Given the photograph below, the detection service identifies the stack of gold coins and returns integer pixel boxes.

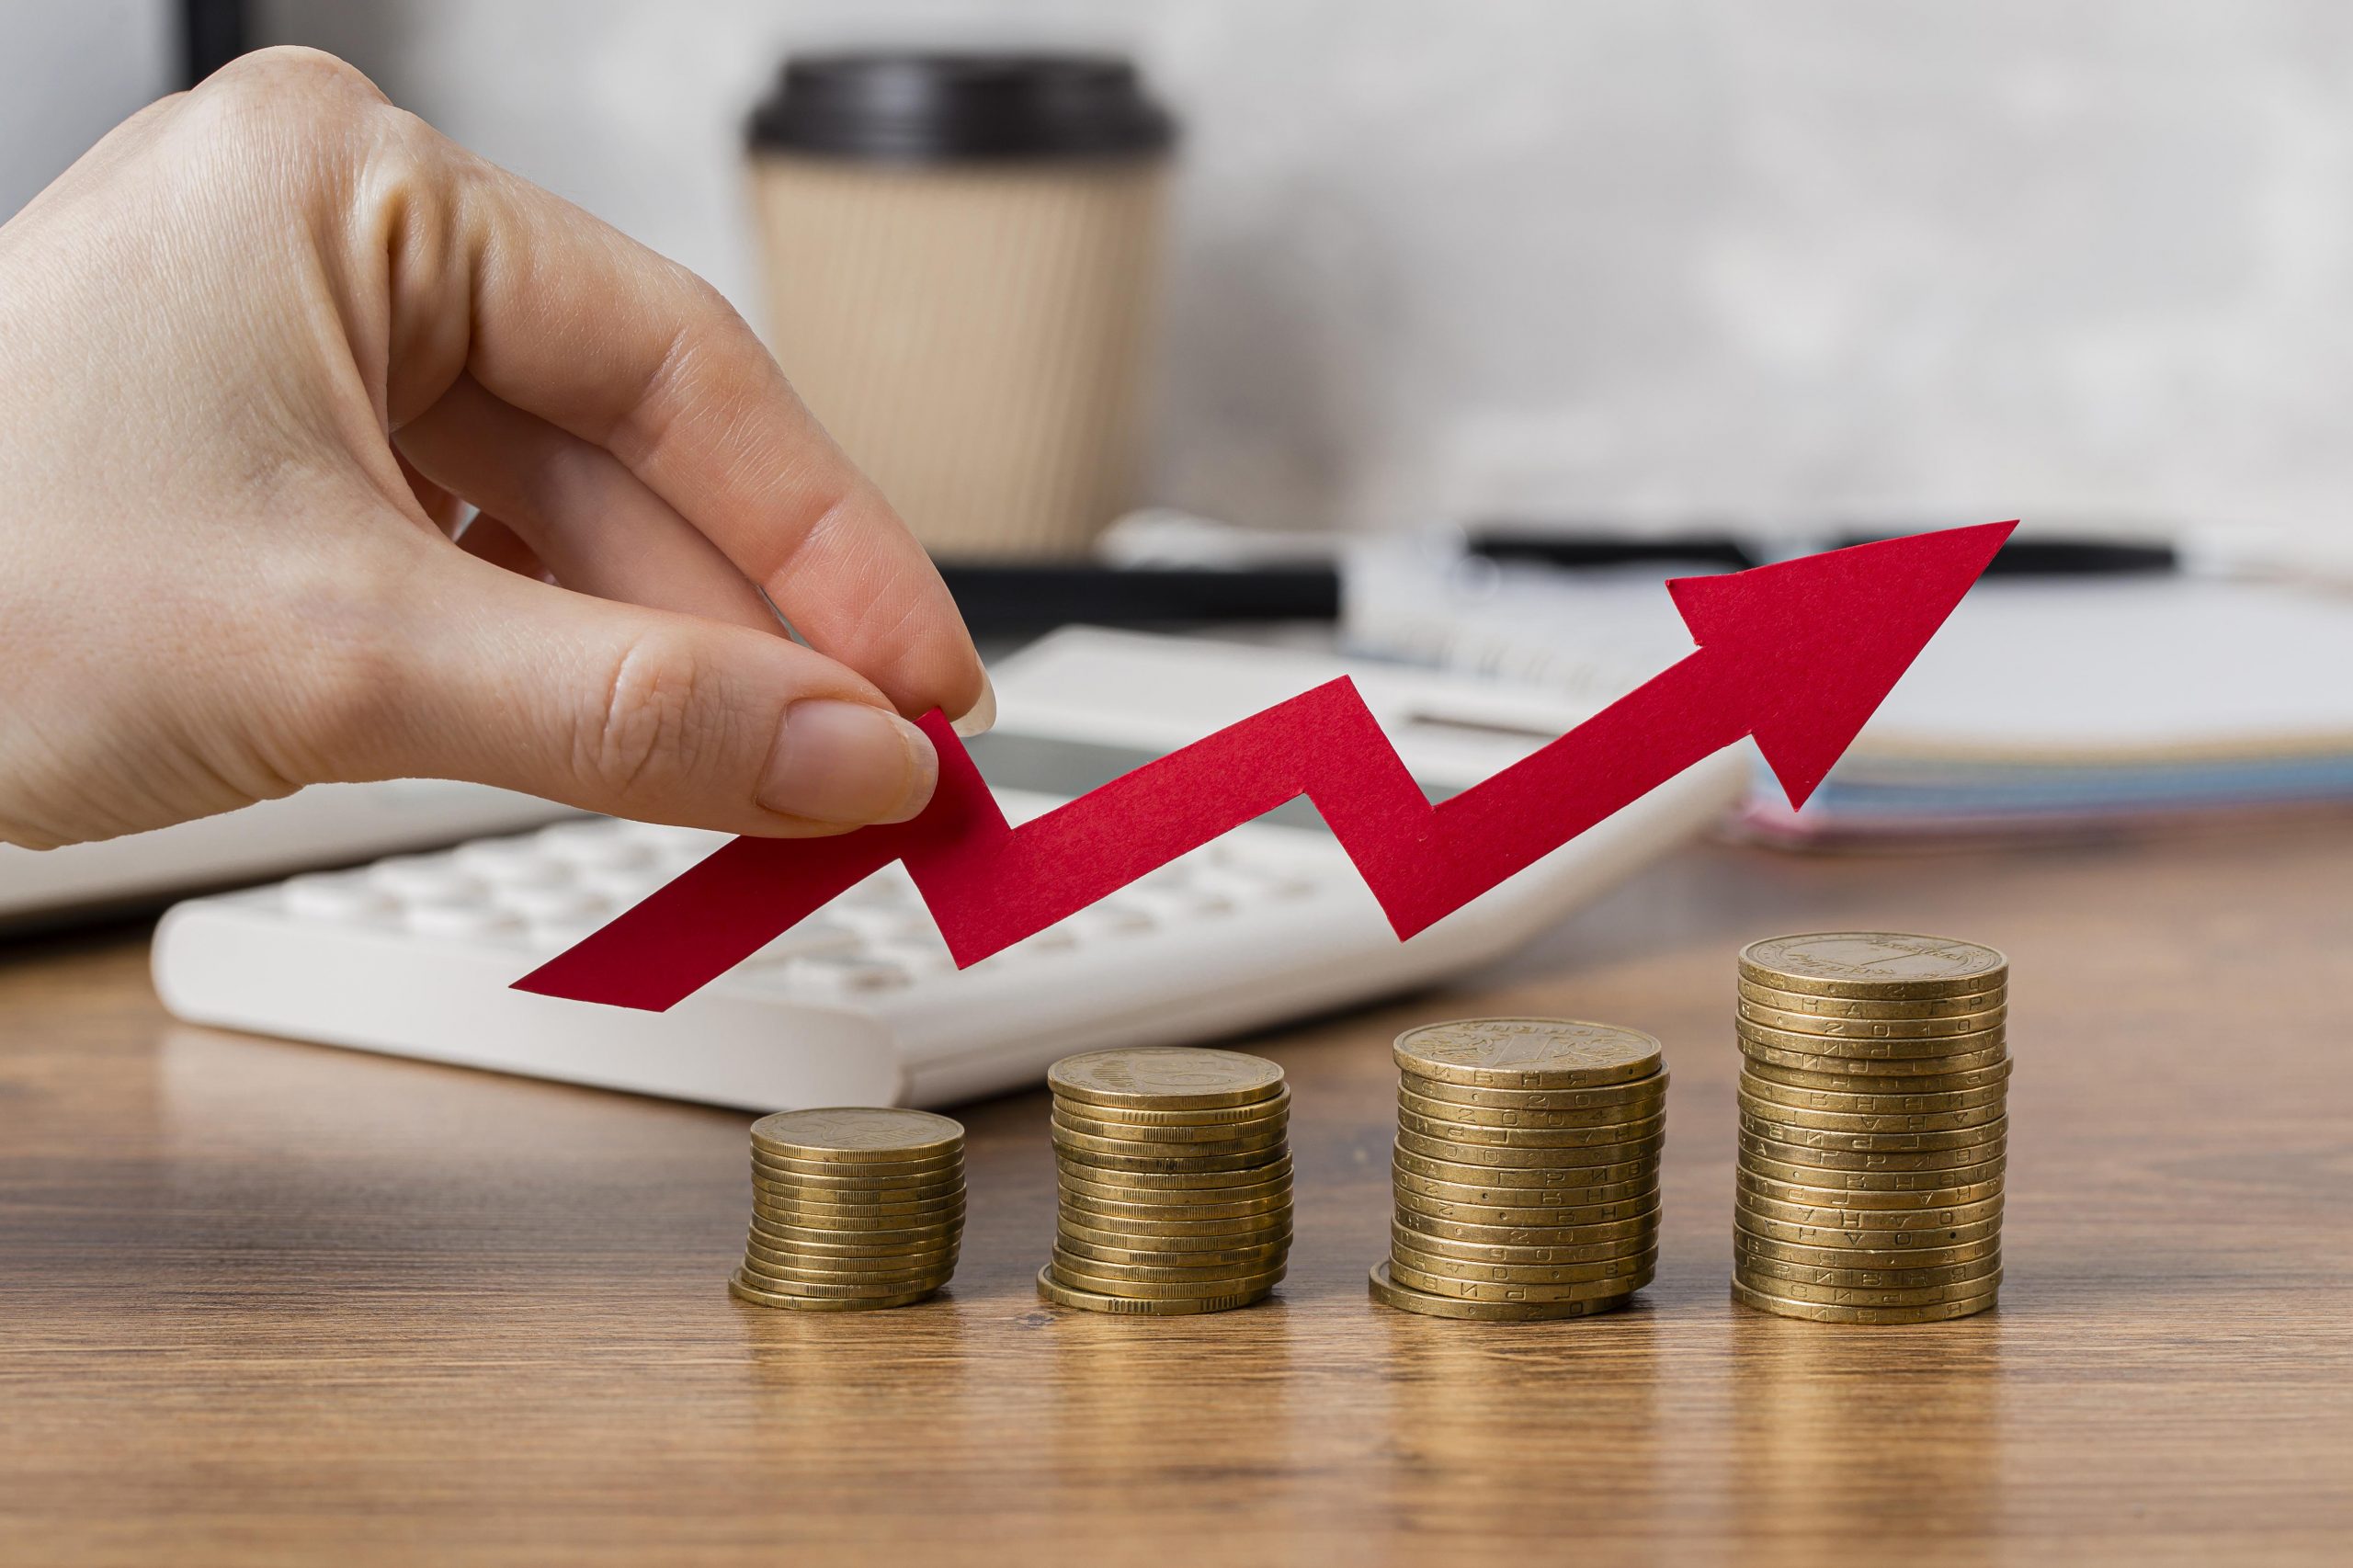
[1038,1047,1292,1315]
[1732,932,2010,1324]
[1370,1018,1666,1321]
[729,1108,966,1312]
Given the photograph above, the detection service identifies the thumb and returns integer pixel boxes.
[329,555,938,835]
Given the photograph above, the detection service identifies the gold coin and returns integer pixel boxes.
[738,1233,950,1271]
[1047,1257,1287,1300]
[1737,1018,2005,1062]
[1391,1142,1659,1187]
[1733,1204,2001,1253]
[1740,1039,2009,1079]
[1736,997,2007,1041]
[752,1148,963,1181]
[1392,1223,1656,1270]
[1392,1186,1660,1233]
[1056,1168,1292,1211]
[1736,977,2006,1021]
[1739,1054,2013,1097]
[757,1191,969,1224]
[1738,932,2007,999]
[1367,1261,1633,1321]
[1730,1277,1997,1324]
[1036,1263,1271,1315]
[1394,1017,1663,1090]
[728,1272,937,1312]
[1048,1048,1285,1111]
[745,1228,957,1263]
[749,1212,963,1247]
[1052,1086,1294,1128]
[725,1266,951,1301]
[740,1251,952,1289]
[1738,1143,2007,1189]
[1736,1098,2006,1139]
[1738,1169,2006,1210]
[1392,1204,1658,1252]
[1733,1229,1999,1278]
[750,1173,964,1207]
[1059,1185,1291,1226]
[1395,1128,1665,1172]
[1737,1072,2006,1117]
[1051,1153,1296,1191]
[1738,1113,2008,1154]
[1048,1246,1288,1289]
[748,1107,964,1164]
[1052,1233,1289,1271]
[1392,1238,1657,1287]
[1738,1123,2007,1167]
[1737,1187,2004,1232]
[1399,1071,1668,1116]
[1049,1111,1287,1154]
[1056,1214,1291,1251]
[1396,1085,1666,1133]
[1390,1155,1659,1205]
[1387,1256,1656,1303]
[1732,1262,2002,1307]
[1048,1139,1289,1176]
[1398,1105,1665,1151]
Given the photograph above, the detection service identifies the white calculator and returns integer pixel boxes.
[153,630,1746,1110]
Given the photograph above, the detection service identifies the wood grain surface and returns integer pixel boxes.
[4,828,2350,1565]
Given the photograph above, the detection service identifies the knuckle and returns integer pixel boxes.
[581,631,733,803]
[175,47,393,161]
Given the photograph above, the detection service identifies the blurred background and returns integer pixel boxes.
[8,0,2353,906]
[16,1,2353,556]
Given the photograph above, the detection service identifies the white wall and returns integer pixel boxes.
[228,2,2353,555]
[0,0,176,219]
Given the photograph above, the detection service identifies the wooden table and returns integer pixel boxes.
[5,826,2351,1565]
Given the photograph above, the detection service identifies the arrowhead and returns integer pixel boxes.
[1667,521,2016,807]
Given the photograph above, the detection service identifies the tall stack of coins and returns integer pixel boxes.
[1370,1018,1666,1322]
[730,1108,966,1312]
[1733,932,2010,1324]
[1038,1048,1292,1315]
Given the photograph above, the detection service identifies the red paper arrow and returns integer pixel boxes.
[515,521,2015,1011]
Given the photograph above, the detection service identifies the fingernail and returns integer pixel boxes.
[950,668,997,738]
[759,700,938,825]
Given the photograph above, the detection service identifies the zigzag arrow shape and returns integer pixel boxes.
[515,521,2015,1012]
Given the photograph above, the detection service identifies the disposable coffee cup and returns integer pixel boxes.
[747,52,1176,561]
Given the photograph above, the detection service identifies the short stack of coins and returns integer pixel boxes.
[1038,1047,1292,1315]
[730,1108,966,1312]
[1370,1017,1666,1322]
[1732,932,2010,1324]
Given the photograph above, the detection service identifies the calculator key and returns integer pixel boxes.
[781,954,915,994]
[533,822,655,869]
[281,873,399,923]
[405,901,525,941]
[453,838,574,888]
[495,884,613,923]
[367,855,486,902]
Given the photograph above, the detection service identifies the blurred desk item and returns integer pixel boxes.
[747,52,1174,560]
[0,780,570,937]
[7,820,2350,1561]
[1347,534,2353,845]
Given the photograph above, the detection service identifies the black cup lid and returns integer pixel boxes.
[749,51,1176,162]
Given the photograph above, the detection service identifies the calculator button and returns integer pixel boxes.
[452,838,573,887]
[367,855,486,902]
[282,873,398,923]
[496,884,613,923]
[533,822,655,869]
[782,954,915,994]
[405,901,525,940]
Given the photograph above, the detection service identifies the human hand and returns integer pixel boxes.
[0,47,988,853]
